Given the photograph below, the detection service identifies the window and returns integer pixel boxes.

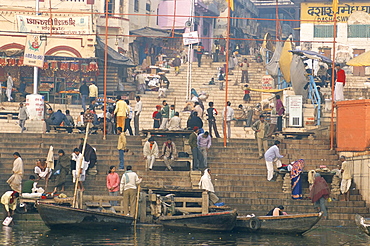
[348,25,370,38]
[104,0,114,15]
[314,25,334,38]
[134,0,139,12]
[146,0,151,12]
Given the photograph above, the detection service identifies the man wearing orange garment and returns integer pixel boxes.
[114,96,129,130]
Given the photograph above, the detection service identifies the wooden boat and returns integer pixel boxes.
[37,203,134,230]
[158,210,237,231]
[235,212,322,234]
[355,214,370,235]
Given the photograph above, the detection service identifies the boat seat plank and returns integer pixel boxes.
[85,201,112,208]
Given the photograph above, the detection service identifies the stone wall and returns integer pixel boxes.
[350,154,370,206]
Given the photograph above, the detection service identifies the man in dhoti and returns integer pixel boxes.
[334,64,345,101]
[340,156,352,201]
[264,141,283,181]
[7,152,24,193]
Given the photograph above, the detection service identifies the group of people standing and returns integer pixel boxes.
[106,165,142,216]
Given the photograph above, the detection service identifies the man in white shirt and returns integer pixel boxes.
[120,165,142,216]
[223,101,234,139]
[6,73,13,102]
[168,112,181,130]
[340,156,352,201]
[134,96,142,135]
[72,148,88,191]
[264,140,283,181]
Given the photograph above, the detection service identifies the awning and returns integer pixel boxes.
[346,50,370,66]
[130,27,182,38]
[96,37,136,67]
[289,50,332,64]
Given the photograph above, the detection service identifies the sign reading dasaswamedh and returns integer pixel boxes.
[17,15,91,35]
[301,2,370,23]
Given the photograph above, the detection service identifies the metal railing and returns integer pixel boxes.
[307,75,321,126]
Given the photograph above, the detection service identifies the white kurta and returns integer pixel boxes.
[7,157,24,193]
[198,169,215,192]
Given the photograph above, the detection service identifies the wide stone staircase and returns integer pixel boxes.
[136,55,266,138]
[0,132,368,226]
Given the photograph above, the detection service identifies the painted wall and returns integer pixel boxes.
[157,0,191,29]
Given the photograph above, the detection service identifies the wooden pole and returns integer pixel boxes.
[223,0,231,147]
[134,185,141,227]
[72,123,89,208]
[330,7,337,150]
[103,0,109,140]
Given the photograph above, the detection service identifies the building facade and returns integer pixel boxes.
[300,2,370,74]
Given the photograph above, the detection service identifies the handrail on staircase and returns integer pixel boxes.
[307,75,321,126]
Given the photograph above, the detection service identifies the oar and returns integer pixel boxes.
[134,184,141,227]
[72,123,89,208]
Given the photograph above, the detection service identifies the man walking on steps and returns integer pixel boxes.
[252,115,270,159]
[264,140,283,181]
[134,96,142,135]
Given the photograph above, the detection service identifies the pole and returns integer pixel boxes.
[223,1,231,147]
[186,46,190,101]
[330,9,337,150]
[275,0,279,41]
[134,184,141,227]
[33,0,40,95]
[72,124,89,208]
[103,0,109,140]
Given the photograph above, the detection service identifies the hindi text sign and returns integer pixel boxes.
[23,35,46,68]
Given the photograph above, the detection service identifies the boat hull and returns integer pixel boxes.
[159,210,237,231]
[235,213,322,234]
[355,214,370,236]
[37,203,134,230]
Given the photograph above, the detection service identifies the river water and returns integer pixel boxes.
[1,223,369,246]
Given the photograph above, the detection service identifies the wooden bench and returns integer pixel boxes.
[51,125,74,133]
[141,129,193,138]
[154,157,193,171]
[0,111,18,120]
[281,131,314,139]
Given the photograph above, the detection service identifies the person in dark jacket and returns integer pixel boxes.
[53,149,71,193]
[79,138,97,170]
[79,80,89,111]
[187,111,203,130]
[172,56,181,75]
[45,109,71,133]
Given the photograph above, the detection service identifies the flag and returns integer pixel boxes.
[226,0,234,11]
[332,0,338,14]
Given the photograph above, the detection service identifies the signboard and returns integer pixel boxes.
[26,94,44,120]
[17,15,91,35]
[23,35,46,68]
[183,31,200,46]
[261,75,274,90]
[286,95,303,127]
[301,2,370,23]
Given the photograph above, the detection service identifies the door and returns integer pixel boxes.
[353,49,365,76]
